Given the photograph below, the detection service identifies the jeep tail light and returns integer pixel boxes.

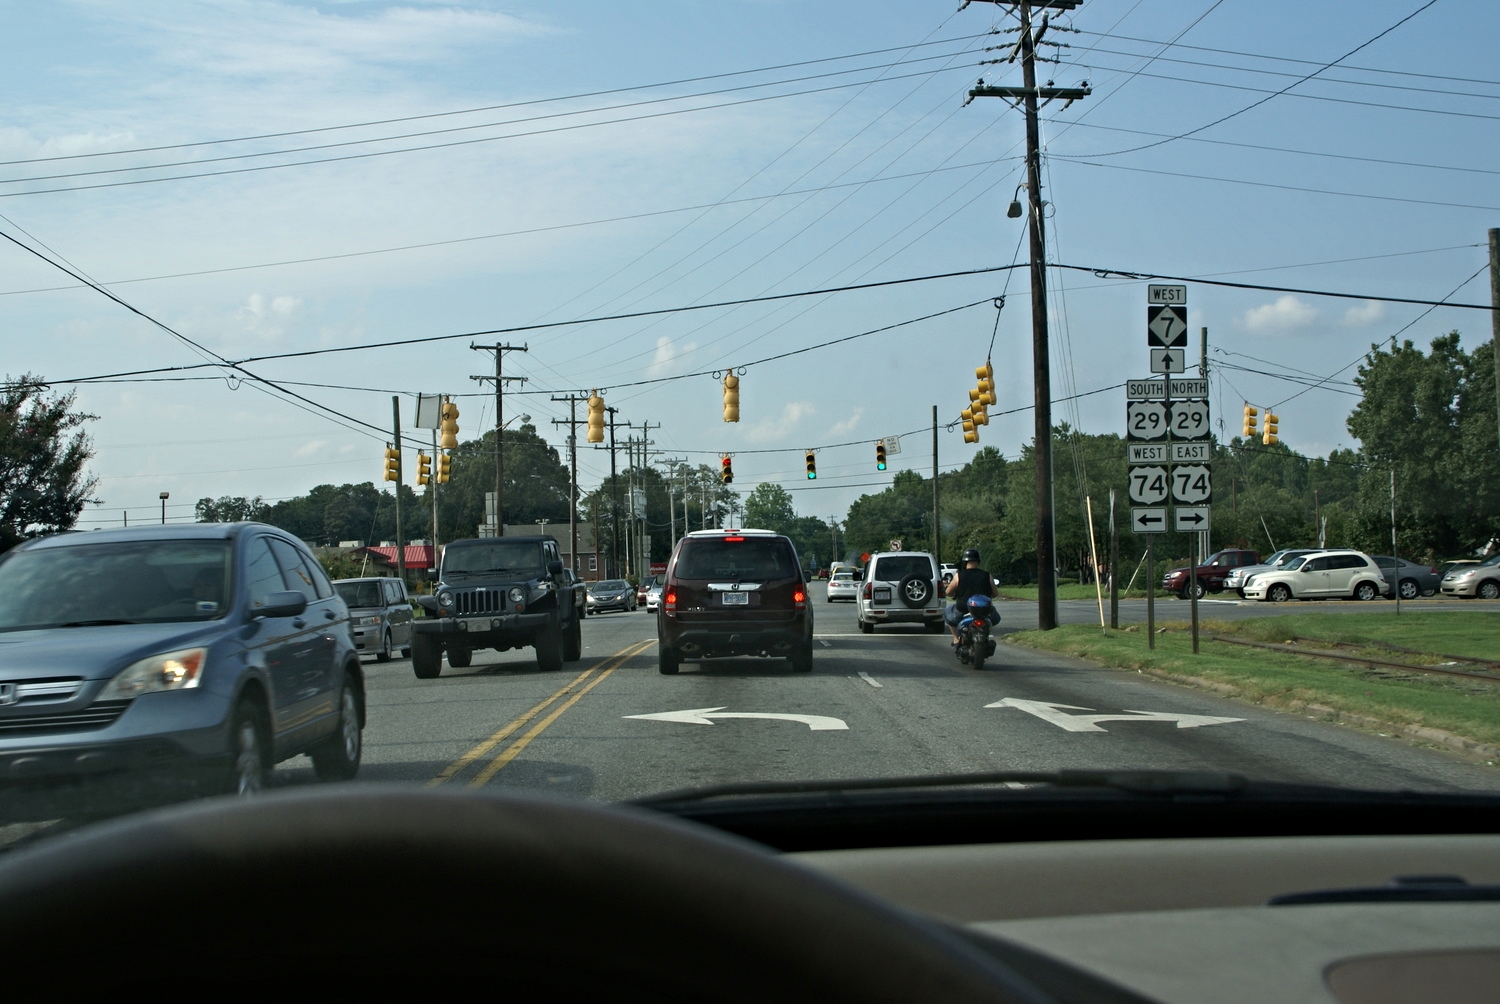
[793,588,806,608]
[862,582,872,600]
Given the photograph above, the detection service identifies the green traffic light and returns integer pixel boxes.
[876,461,886,471]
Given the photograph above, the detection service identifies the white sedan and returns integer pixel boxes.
[826,572,859,602]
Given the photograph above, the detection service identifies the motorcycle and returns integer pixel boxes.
[954,594,998,671]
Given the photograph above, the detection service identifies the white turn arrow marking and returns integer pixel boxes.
[986,698,1242,733]
[625,707,848,731]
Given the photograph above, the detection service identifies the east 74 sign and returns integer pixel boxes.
[1171,464,1212,504]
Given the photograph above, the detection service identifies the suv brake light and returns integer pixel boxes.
[723,536,745,543]
[664,589,677,612]
[862,582,872,600]
[793,587,806,608]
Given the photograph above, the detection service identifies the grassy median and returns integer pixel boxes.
[1005,612,1500,758]
[996,584,1157,601]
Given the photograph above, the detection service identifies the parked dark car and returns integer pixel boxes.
[1371,556,1441,599]
[656,529,813,675]
[0,523,364,816]
[1160,549,1260,599]
[333,576,413,661]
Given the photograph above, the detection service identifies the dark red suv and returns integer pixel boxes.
[656,529,813,674]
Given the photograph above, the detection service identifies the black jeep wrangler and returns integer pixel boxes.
[410,535,585,678]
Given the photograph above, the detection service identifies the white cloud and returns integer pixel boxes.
[293,439,327,459]
[745,401,815,444]
[1340,300,1386,327]
[827,406,863,437]
[1242,295,1318,332]
[646,335,696,376]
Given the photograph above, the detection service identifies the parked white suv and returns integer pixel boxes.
[1242,550,1390,602]
[856,551,944,633]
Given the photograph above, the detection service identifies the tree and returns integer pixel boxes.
[196,495,267,522]
[0,377,97,553]
[743,483,795,532]
[426,422,571,540]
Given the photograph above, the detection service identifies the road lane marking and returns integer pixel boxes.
[987,698,1243,733]
[857,671,882,688]
[818,639,831,648]
[428,639,653,787]
[625,707,848,731]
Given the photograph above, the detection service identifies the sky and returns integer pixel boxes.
[1,0,1495,533]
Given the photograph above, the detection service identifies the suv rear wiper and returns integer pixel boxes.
[632,769,1250,808]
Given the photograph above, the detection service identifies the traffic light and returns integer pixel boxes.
[721,455,733,484]
[805,450,817,480]
[875,441,887,471]
[416,453,431,486]
[976,360,996,405]
[961,408,978,444]
[1242,404,1258,439]
[1262,411,1279,446]
[382,446,400,482]
[439,400,460,450]
[587,391,605,444]
[436,453,451,483]
[723,372,740,422]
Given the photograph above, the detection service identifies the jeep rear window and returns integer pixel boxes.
[871,556,932,582]
[675,539,795,580]
[443,541,544,576]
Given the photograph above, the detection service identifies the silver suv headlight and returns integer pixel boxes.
[98,647,207,700]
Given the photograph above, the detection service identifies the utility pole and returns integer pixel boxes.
[391,396,406,582]
[606,406,622,577]
[931,405,940,558]
[1489,228,1500,457]
[551,395,583,574]
[968,0,1086,631]
[471,343,528,535]
[660,457,686,552]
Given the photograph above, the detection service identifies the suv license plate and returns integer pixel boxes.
[722,591,748,606]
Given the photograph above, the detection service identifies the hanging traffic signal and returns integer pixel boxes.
[439,400,460,450]
[721,455,734,484]
[1242,405,1258,439]
[436,453,451,483]
[587,391,605,444]
[977,360,997,404]
[961,408,978,444]
[1262,411,1279,446]
[723,372,740,422]
[416,453,431,486]
[805,451,817,480]
[875,441,887,470]
[382,446,400,483]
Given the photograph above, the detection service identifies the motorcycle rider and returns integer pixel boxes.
[945,547,997,644]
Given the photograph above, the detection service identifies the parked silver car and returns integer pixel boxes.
[333,577,413,662]
[1440,553,1500,599]
[1371,556,1441,599]
[1223,549,1317,596]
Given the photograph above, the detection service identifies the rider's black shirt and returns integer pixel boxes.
[953,567,993,608]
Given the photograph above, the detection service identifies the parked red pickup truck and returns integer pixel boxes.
[1160,549,1260,599]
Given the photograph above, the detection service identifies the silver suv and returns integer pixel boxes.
[856,551,943,633]
[333,576,413,662]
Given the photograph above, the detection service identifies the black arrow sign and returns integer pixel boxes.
[1135,513,1163,527]
[1178,511,1206,526]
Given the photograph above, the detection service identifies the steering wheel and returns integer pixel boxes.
[0,787,1050,1002]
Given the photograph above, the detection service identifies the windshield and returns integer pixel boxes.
[442,542,545,576]
[335,581,385,608]
[3,4,1499,903]
[0,540,232,631]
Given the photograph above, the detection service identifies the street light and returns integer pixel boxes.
[159,492,170,524]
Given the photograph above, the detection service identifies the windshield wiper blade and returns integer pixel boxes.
[631,769,1250,808]
[56,619,139,628]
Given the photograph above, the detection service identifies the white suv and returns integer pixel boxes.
[856,551,944,633]
[1242,550,1390,602]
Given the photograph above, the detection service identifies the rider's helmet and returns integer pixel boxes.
[962,548,981,564]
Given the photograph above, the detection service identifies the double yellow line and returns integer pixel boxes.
[428,638,655,788]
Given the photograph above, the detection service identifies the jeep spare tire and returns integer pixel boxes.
[898,574,932,609]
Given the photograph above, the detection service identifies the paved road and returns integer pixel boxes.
[267,582,1496,800]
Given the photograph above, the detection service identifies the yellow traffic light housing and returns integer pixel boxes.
[1242,404,1258,439]
[723,372,740,422]
[416,453,431,486]
[439,400,460,450]
[586,391,605,444]
[436,453,451,483]
[1262,411,1279,445]
[875,442,887,471]
[805,450,817,480]
[721,455,733,484]
[382,446,400,483]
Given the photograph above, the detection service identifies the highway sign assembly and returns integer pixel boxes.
[1174,506,1211,532]
[1131,507,1167,533]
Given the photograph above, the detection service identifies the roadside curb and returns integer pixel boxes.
[1130,664,1500,765]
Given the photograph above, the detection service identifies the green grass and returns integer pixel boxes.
[1006,615,1500,754]
[996,584,1159,601]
